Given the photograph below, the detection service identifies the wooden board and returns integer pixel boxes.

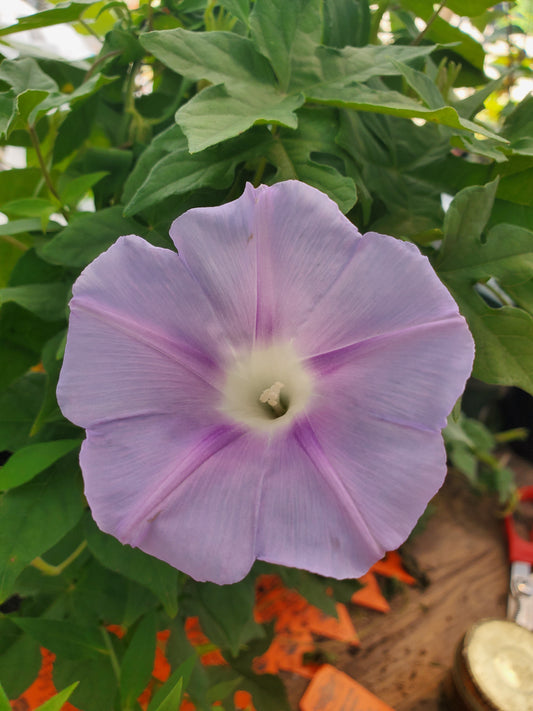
[284,455,533,710]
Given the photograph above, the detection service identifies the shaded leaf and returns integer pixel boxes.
[85,516,181,617]
[124,126,272,215]
[120,613,157,707]
[39,207,148,267]
[0,283,70,321]
[0,439,82,490]
[35,683,79,711]
[53,656,117,711]
[0,3,88,36]
[0,373,45,452]
[186,576,263,657]
[0,620,41,698]
[0,456,84,602]
[148,656,195,711]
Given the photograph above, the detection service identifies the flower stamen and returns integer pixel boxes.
[259,381,286,417]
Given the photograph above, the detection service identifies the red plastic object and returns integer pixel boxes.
[505,485,533,563]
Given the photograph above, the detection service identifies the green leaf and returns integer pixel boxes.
[53,95,100,165]
[443,0,501,18]
[13,619,107,660]
[0,457,85,602]
[124,126,272,216]
[269,108,357,213]
[39,207,146,267]
[323,0,371,48]
[0,373,45,452]
[502,96,533,157]
[226,639,291,711]
[250,0,300,90]
[0,439,82,490]
[293,42,435,90]
[120,613,157,708]
[0,302,59,391]
[310,82,502,142]
[150,677,183,711]
[0,168,43,205]
[187,576,263,657]
[142,28,276,90]
[399,0,485,67]
[453,290,533,394]
[0,621,41,698]
[34,683,79,711]
[141,28,301,151]
[176,85,302,153]
[337,110,448,235]
[0,682,10,711]
[0,283,70,321]
[58,172,109,207]
[52,656,117,711]
[219,0,250,26]
[439,222,533,284]
[438,179,499,268]
[148,656,195,711]
[0,218,47,237]
[0,58,58,95]
[85,516,181,617]
[436,180,533,394]
[1,198,57,220]
[0,3,88,36]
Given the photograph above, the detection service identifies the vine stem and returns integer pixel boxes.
[31,541,88,576]
[101,628,121,683]
[411,0,447,46]
[28,125,69,221]
[84,49,122,82]
[252,156,267,187]
[0,233,29,251]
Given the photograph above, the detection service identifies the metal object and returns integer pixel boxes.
[505,486,533,631]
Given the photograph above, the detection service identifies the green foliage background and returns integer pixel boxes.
[0,0,532,708]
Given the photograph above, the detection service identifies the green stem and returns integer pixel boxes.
[84,49,122,82]
[78,18,101,41]
[494,427,529,444]
[101,628,121,683]
[411,0,447,46]
[31,541,88,576]
[28,126,60,204]
[28,125,69,221]
[252,156,267,187]
[0,233,29,251]
[268,137,297,179]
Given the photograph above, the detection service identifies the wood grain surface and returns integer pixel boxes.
[284,455,533,711]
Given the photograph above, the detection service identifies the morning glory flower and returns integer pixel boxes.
[58,181,474,584]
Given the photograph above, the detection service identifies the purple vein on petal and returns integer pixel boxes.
[365,410,439,435]
[70,296,221,390]
[293,417,383,560]
[116,423,245,545]
[302,314,463,374]
[253,188,274,342]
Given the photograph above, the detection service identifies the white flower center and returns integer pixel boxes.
[221,343,313,432]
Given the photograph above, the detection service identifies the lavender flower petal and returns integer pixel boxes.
[58,235,223,429]
[255,424,385,579]
[302,392,447,553]
[295,231,467,358]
